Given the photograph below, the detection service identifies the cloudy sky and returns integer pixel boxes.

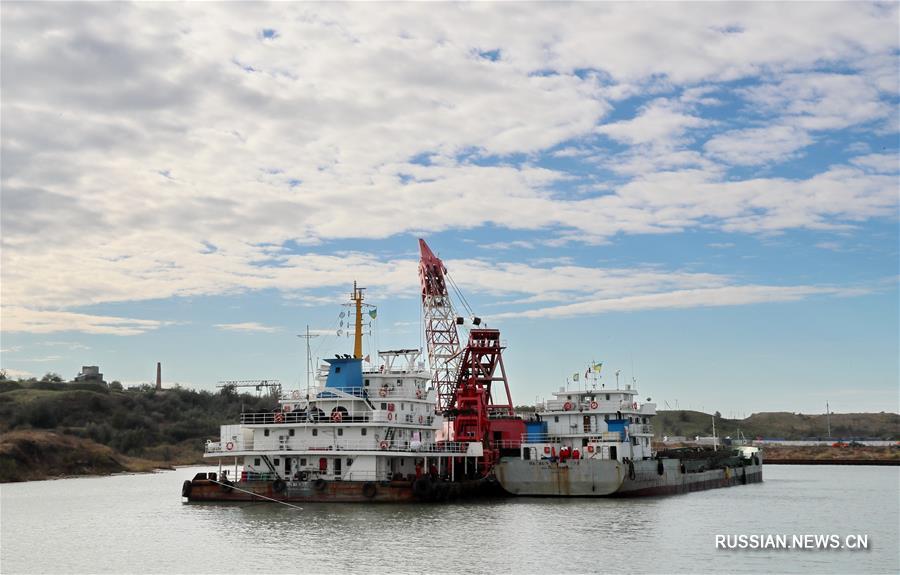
[2,2,897,415]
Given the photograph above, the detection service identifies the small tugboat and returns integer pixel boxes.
[182,284,489,503]
[493,374,763,497]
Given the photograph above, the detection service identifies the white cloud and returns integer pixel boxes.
[850,153,898,174]
[704,125,813,166]
[214,322,282,333]
[596,99,710,146]
[1,3,896,335]
[2,308,168,335]
[494,285,868,320]
[742,73,893,132]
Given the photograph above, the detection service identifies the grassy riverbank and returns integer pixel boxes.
[0,378,271,482]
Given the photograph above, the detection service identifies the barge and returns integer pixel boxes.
[494,382,763,497]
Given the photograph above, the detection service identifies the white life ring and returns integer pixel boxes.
[380,440,389,450]
[563,401,573,411]
[225,441,234,451]
[590,401,598,410]
[291,390,300,399]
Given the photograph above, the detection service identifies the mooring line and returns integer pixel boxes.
[207,479,303,510]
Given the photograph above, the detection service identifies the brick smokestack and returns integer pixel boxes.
[156,362,162,390]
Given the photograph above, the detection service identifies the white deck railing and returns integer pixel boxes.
[206,439,477,456]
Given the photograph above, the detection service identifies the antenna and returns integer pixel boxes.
[297,325,319,399]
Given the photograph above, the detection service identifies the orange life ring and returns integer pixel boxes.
[225,441,234,451]
[543,446,551,454]
[387,412,394,421]
[379,387,388,397]
[380,440,389,450]
[590,401,598,410]
[274,412,284,423]
[332,412,342,423]
[563,401,573,411]
[587,445,595,453]
[418,415,424,424]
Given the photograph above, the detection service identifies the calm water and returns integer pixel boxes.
[2,465,898,574]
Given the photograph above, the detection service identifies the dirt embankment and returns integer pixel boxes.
[763,444,899,463]
[0,430,179,482]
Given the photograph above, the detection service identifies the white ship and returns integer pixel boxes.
[494,376,763,497]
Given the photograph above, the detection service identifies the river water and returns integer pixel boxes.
[2,465,897,574]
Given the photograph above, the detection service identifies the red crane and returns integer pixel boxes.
[418,239,524,476]
[418,239,463,413]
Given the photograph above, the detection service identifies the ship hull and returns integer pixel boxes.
[494,456,763,497]
[183,476,501,503]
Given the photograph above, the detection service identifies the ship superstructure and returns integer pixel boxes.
[183,285,485,503]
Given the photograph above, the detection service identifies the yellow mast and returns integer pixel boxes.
[352,282,364,359]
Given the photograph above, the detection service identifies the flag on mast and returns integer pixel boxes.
[593,362,603,374]
[573,372,580,382]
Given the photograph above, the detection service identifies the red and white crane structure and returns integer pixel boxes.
[418,239,523,476]
[418,238,464,413]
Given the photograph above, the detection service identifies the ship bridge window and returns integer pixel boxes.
[365,379,370,386]
[312,429,318,437]
[264,429,270,437]
[605,394,610,400]
[300,458,307,466]
[554,416,559,423]
[274,458,280,466]
[337,429,343,436]
[361,428,367,436]
[380,402,387,410]
[254,458,261,466]
[397,379,402,385]
[289,429,295,436]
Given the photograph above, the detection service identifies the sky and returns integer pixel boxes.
[1,2,898,417]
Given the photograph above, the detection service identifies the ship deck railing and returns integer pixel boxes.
[205,439,478,455]
[280,385,434,403]
[517,432,626,444]
[536,399,655,414]
[239,410,438,426]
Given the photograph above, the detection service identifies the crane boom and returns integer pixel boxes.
[418,239,462,413]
